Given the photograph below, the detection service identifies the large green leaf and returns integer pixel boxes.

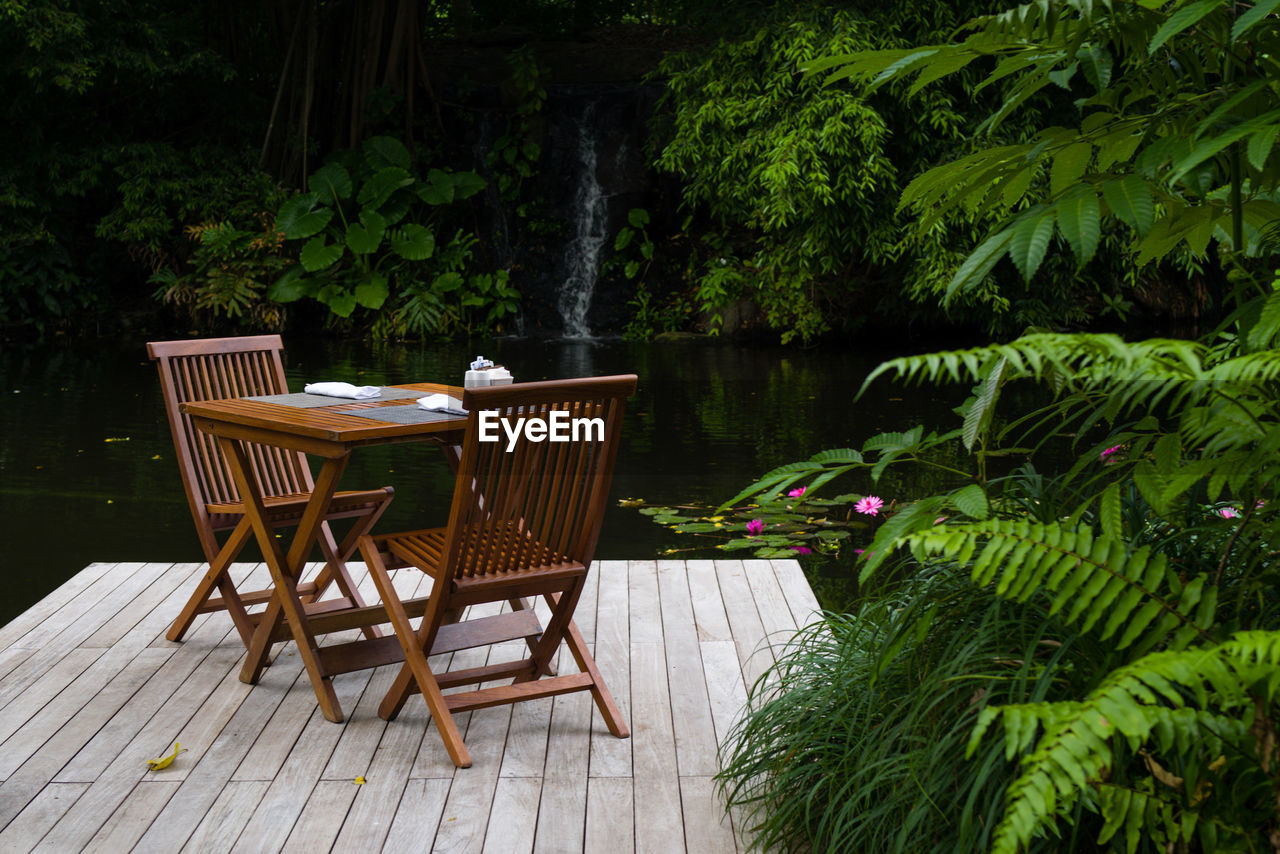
[362,135,411,170]
[307,163,352,206]
[1100,175,1154,234]
[452,170,486,199]
[355,274,389,310]
[357,167,413,210]
[389,224,435,260]
[432,271,464,293]
[267,266,312,303]
[1009,208,1056,281]
[275,193,333,240]
[300,235,343,271]
[345,210,387,255]
[419,169,455,205]
[317,284,357,317]
[1056,184,1101,263]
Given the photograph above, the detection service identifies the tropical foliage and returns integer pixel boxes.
[813,0,1280,306]
[651,1,1145,342]
[705,320,1280,851]
[262,135,518,337]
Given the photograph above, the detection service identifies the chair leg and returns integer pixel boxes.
[362,536,472,768]
[563,617,629,739]
[167,518,254,643]
[315,522,382,641]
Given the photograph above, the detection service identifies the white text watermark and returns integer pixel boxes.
[478,410,605,452]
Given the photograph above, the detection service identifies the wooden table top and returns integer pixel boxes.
[182,382,468,447]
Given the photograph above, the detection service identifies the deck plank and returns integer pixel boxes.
[630,642,684,854]
[182,780,271,854]
[584,777,633,853]
[0,781,89,852]
[0,558,821,853]
[657,559,720,777]
[382,778,451,853]
[0,561,117,651]
[588,561,631,778]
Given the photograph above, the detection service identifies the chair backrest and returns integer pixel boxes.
[441,375,637,583]
[147,336,313,557]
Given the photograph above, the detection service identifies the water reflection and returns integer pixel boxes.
[0,335,967,626]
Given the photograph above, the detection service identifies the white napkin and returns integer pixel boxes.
[416,394,468,416]
[303,382,381,400]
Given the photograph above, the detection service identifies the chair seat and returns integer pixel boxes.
[377,523,581,585]
[207,487,393,531]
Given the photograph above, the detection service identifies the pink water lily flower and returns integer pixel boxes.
[787,486,807,498]
[1219,507,1241,519]
[855,495,884,516]
[790,545,813,555]
[1100,444,1122,461]
[746,518,764,535]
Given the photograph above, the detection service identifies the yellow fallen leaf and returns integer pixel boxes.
[354,776,366,785]
[146,742,186,771]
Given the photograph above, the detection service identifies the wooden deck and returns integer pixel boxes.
[0,559,819,853]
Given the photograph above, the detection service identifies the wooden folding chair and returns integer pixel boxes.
[358,375,637,768]
[148,335,394,649]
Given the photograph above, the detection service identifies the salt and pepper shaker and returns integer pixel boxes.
[465,356,492,388]
[464,357,514,388]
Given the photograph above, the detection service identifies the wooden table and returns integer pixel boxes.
[182,382,467,722]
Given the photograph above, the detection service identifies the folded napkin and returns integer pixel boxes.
[303,382,381,400]
[417,394,468,417]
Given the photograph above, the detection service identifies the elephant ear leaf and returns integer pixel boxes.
[390,224,435,260]
[308,163,352,206]
[355,274,389,310]
[300,235,343,271]
[362,135,411,170]
[276,193,332,240]
[317,284,357,317]
[419,169,455,205]
[452,170,486,199]
[345,210,387,255]
[357,167,413,210]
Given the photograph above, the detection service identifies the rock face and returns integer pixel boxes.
[433,38,664,337]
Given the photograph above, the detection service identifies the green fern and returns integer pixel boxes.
[970,631,1280,854]
[871,519,1215,654]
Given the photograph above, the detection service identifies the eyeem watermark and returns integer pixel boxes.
[478,410,605,452]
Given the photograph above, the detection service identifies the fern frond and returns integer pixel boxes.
[893,520,1213,651]
[976,633,1276,854]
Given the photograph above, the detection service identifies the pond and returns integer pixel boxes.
[0,334,968,627]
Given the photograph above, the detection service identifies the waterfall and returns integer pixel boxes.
[557,102,608,339]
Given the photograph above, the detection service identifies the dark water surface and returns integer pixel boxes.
[0,335,964,627]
